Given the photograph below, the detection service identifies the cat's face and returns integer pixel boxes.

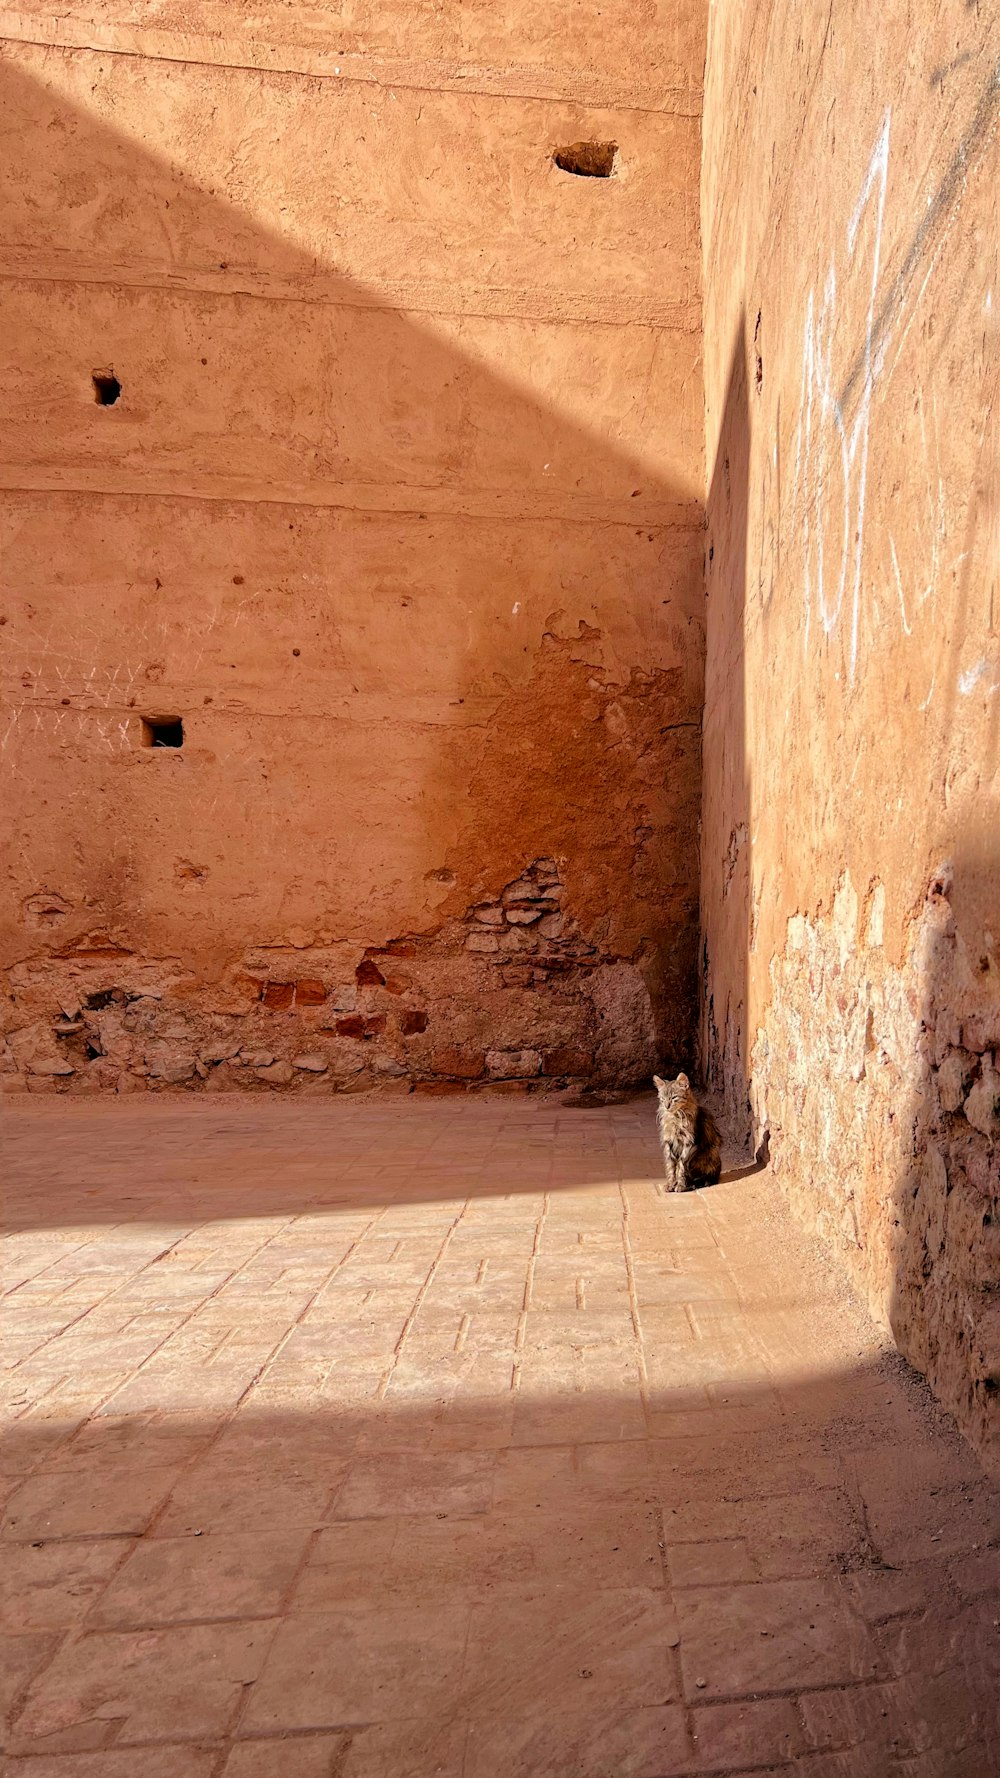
[653,1072,689,1106]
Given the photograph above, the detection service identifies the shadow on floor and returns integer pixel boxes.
[3,1373,998,1773]
[4,1099,999,1773]
[2,1095,676,1231]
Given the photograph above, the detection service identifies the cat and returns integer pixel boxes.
[653,1072,722,1192]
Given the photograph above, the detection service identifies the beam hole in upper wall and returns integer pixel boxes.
[141,716,184,749]
[553,142,618,178]
[92,370,122,406]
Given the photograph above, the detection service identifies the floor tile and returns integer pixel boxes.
[675,1577,880,1697]
[461,1588,680,1714]
[10,1622,275,1749]
[90,1530,311,1626]
[241,1606,470,1730]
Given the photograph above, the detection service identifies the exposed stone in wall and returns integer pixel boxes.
[1,860,663,1096]
[749,870,999,1465]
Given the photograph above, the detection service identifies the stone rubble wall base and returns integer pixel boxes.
[2,863,676,1098]
[733,869,999,1472]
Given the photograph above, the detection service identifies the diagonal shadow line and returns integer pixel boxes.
[0,46,706,1078]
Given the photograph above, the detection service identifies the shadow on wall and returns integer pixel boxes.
[698,313,751,1133]
[892,832,1000,1458]
[0,51,705,1090]
[893,229,1000,1451]
[904,280,1000,1448]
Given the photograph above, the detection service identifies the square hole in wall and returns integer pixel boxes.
[141,716,184,748]
[92,370,122,405]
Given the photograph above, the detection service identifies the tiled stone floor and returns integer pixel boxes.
[2,1097,998,1776]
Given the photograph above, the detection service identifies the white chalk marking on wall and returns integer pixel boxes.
[959,660,986,693]
[793,111,891,685]
[792,81,994,697]
[958,658,1000,697]
[888,536,913,636]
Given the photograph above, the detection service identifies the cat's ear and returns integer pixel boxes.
[652,1075,665,1089]
[675,1072,689,1088]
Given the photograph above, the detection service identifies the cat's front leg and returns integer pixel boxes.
[669,1141,696,1192]
[662,1151,687,1192]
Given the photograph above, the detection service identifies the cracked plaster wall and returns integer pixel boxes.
[0,6,707,1095]
[700,2,999,1465]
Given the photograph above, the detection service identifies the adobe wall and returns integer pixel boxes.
[700,5,999,1463]
[0,5,706,1095]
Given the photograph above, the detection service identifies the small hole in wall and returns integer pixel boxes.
[553,141,617,178]
[141,716,184,748]
[92,370,121,405]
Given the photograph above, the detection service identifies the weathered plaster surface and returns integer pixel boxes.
[700,4,999,1463]
[0,11,706,1092]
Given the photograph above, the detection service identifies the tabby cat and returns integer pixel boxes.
[653,1072,722,1192]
